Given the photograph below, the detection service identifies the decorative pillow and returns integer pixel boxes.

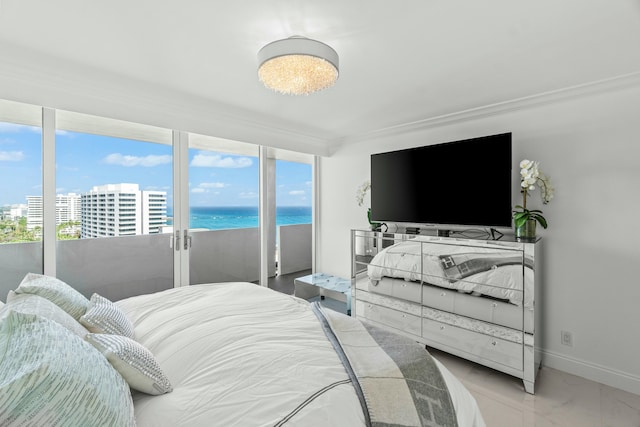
[5,291,88,338]
[80,293,135,338]
[14,273,89,321]
[86,333,173,395]
[0,309,135,426]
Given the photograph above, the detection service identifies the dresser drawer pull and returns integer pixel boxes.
[491,341,497,346]
[440,325,445,330]
[440,292,446,297]
[492,303,498,308]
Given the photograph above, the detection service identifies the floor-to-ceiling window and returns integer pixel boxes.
[0,97,316,300]
[0,99,43,298]
[274,152,313,276]
[55,110,174,300]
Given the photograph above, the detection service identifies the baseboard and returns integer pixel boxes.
[542,349,640,396]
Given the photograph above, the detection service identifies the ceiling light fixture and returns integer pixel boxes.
[257,36,339,95]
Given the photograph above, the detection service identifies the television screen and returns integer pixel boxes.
[370,133,512,228]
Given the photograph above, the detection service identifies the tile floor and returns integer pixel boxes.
[267,272,640,426]
[429,348,640,427]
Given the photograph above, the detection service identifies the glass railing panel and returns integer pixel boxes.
[0,242,43,301]
[278,224,312,275]
[189,228,260,285]
[56,234,173,302]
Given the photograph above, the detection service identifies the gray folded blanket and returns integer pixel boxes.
[312,303,458,427]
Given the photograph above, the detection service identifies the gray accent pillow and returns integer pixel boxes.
[80,293,135,338]
[13,273,89,321]
[86,333,173,395]
[6,291,88,338]
[0,309,135,426]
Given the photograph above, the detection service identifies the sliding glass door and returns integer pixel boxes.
[274,151,313,277]
[184,133,261,285]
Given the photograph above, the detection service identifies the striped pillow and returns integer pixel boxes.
[80,293,135,338]
[6,291,88,338]
[14,273,89,321]
[0,309,135,426]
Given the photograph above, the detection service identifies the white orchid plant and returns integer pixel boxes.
[356,180,381,229]
[356,181,371,207]
[513,160,554,229]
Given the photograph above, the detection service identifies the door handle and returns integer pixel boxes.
[175,230,180,251]
[184,229,191,250]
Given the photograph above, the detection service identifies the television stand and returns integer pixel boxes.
[437,229,450,237]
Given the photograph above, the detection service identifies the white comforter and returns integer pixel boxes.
[117,282,485,427]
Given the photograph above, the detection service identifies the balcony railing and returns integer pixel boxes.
[0,224,311,302]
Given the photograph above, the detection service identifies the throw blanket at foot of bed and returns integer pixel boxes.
[312,303,458,427]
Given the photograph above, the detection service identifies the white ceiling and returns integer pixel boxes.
[1,0,640,154]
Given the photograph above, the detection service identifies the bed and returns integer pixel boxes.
[0,273,486,427]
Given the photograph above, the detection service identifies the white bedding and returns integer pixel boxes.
[367,239,533,308]
[117,282,485,427]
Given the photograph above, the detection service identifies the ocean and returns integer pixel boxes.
[168,206,312,230]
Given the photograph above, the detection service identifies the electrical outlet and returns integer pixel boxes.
[561,330,573,347]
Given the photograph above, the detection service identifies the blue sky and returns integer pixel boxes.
[0,123,312,207]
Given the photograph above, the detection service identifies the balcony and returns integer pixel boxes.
[0,224,310,301]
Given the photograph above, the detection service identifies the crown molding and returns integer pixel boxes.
[330,71,640,151]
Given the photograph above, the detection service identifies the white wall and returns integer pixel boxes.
[317,82,640,395]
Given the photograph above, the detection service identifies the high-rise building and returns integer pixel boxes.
[81,183,167,238]
[25,194,81,231]
[26,196,43,230]
[56,193,81,224]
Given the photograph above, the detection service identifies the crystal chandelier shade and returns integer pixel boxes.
[257,37,339,95]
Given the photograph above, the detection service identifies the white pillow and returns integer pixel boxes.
[5,291,88,338]
[14,273,89,321]
[0,309,135,426]
[86,333,173,395]
[80,293,135,338]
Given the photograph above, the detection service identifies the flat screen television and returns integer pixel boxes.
[370,132,512,229]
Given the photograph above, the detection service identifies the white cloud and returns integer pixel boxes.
[238,192,259,199]
[191,153,253,168]
[191,182,227,194]
[199,182,226,189]
[289,190,305,196]
[103,153,171,167]
[0,151,24,161]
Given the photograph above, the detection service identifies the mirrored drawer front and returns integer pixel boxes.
[422,318,523,371]
[453,292,528,332]
[422,284,455,311]
[355,300,421,336]
[357,278,421,304]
